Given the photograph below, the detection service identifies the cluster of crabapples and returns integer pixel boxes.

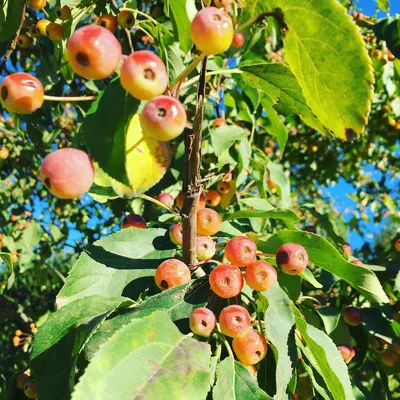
[122,207,400,368]
[158,213,309,366]
[14,369,37,399]
[122,192,309,368]
[0,5,245,200]
[340,305,400,367]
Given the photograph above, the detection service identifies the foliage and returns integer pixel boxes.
[0,0,400,399]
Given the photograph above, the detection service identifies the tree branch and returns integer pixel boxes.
[0,127,17,137]
[0,4,26,72]
[182,57,207,274]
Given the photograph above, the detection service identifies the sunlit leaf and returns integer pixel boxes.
[213,357,272,400]
[124,114,171,196]
[57,228,175,307]
[31,296,132,400]
[73,311,213,400]
[258,230,389,303]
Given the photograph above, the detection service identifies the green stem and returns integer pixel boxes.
[216,323,234,358]
[180,68,242,91]
[249,120,256,144]
[298,296,321,304]
[121,8,160,26]
[136,25,154,41]
[169,53,207,91]
[139,194,180,217]
[240,291,253,302]
[43,95,97,102]
[215,342,222,361]
[236,16,258,33]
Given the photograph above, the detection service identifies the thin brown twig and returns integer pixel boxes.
[239,179,255,196]
[0,127,17,137]
[0,4,26,72]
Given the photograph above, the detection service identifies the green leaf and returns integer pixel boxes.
[0,0,25,41]
[239,62,327,134]
[237,139,252,187]
[294,306,354,400]
[48,224,63,242]
[261,285,297,398]
[84,281,209,357]
[31,296,132,400]
[376,0,389,11]
[213,357,272,400]
[240,197,275,211]
[374,18,400,59]
[81,79,139,185]
[210,126,247,156]
[279,273,301,301]
[57,228,175,307]
[167,0,195,53]
[0,252,14,293]
[260,95,288,153]
[60,0,81,7]
[300,359,331,400]
[300,268,322,289]
[20,220,41,251]
[361,307,397,342]
[302,203,343,245]
[382,193,397,214]
[266,0,374,140]
[257,230,389,304]
[162,39,186,82]
[267,161,291,208]
[226,208,300,229]
[315,306,341,335]
[72,311,212,400]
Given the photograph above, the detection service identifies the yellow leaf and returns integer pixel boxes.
[117,114,171,197]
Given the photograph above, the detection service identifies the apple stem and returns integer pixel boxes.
[256,251,276,257]
[139,194,180,217]
[180,68,242,91]
[236,11,279,33]
[216,323,235,358]
[43,95,97,102]
[120,8,160,27]
[169,52,207,93]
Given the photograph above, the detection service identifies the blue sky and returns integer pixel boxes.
[359,0,400,15]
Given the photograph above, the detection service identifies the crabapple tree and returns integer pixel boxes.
[0,0,400,399]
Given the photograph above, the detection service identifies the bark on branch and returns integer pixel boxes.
[0,4,26,72]
[182,57,207,268]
